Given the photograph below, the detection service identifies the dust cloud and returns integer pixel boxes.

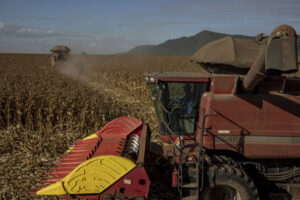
[56,54,91,79]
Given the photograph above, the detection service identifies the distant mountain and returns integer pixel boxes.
[125,30,300,56]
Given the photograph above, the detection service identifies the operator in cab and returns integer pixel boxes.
[173,84,194,115]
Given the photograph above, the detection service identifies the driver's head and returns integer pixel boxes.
[183,84,191,94]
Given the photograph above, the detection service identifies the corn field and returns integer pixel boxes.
[0,54,201,199]
[2,53,298,199]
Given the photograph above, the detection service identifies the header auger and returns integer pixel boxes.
[35,25,299,200]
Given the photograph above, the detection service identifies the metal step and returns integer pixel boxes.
[182,183,198,188]
[179,161,199,200]
[182,195,198,200]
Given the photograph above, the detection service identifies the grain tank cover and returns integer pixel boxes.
[50,45,71,53]
[265,24,298,72]
[191,36,264,68]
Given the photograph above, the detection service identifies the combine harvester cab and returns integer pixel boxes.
[35,117,150,200]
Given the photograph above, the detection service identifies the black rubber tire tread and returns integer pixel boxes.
[200,164,259,200]
[101,194,114,200]
[210,154,240,168]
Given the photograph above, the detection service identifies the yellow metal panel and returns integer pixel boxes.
[82,133,98,140]
[37,155,136,195]
[36,181,66,195]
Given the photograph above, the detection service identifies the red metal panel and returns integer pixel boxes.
[210,75,238,94]
[243,143,292,159]
[97,117,143,138]
[200,82,300,159]
[209,94,300,137]
[98,166,150,200]
[292,144,300,157]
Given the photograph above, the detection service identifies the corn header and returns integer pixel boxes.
[35,117,151,200]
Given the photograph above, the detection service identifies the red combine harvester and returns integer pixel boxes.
[50,45,71,67]
[35,25,300,200]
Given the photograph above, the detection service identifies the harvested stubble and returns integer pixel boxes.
[0,54,201,199]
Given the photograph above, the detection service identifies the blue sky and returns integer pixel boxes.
[0,0,299,54]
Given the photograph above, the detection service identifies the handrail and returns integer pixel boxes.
[199,108,217,192]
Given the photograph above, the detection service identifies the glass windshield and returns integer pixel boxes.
[149,82,208,136]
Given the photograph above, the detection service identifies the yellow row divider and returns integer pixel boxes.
[37,155,136,195]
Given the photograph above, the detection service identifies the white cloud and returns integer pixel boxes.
[17,27,53,35]
[0,21,55,37]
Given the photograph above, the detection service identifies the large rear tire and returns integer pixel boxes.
[100,194,114,200]
[200,164,259,200]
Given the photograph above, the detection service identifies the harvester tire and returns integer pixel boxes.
[209,154,240,167]
[101,194,114,200]
[200,164,259,200]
